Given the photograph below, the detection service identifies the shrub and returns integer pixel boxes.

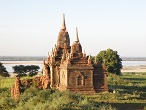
[0,62,9,77]
[0,97,16,110]
[98,104,116,110]
[12,65,40,77]
[107,73,131,85]
[96,49,122,75]
[19,87,39,103]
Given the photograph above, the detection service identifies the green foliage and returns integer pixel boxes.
[12,65,40,77]
[107,72,131,85]
[12,65,26,76]
[12,89,99,110]
[0,88,10,97]
[25,65,40,77]
[96,48,122,75]
[0,97,16,110]
[0,62,9,77]
[0,77,15,88]
[19,87,40,105]
[1,72,146,109]
[0,88,16,110]
[98,104,116,110]
[0,86,100,110]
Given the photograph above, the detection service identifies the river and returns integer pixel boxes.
[1,61,146,72]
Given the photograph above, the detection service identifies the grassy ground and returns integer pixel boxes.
[0,76,33,88]
[0,72,146,110]
[85,72,146,110]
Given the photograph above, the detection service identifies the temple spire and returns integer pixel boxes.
[94,56,97,64]
[75,27,79,42]
[43,60,45,65]
[88,55,92,65]
[61,14,66,30]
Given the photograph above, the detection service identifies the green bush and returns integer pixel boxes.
[0,97,16,110]
[0,88,11,98]
[107,73,131,85]
[98,104,116,110]
[1,72,146,110]
[0,62,9,77]
[96,49,122,75]
[19,87,39,103]
[12,65,40,77]
[0,78,15,88]
[12,89,99,110]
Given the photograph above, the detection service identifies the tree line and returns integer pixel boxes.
[12,65,40,76]
[0,63,40,77]
[0,48,122,77]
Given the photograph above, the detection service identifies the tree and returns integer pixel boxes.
[12,65,26,76]
[25,65,40,77]
[0,62,9,77]
[12,65,40,77]
[96,48,122,75]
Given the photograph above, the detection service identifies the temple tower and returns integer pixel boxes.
[57,14,70,49]
[49,14,71,88]
[59,28,95,94]
[71,27,82,54]
[46,14,108,93]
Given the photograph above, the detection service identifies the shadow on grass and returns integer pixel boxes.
[108,84,146,100]
[109,84,146,92]
[109,103,146,110]
[123,77,146,82]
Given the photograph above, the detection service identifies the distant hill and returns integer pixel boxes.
[0,56,146,61]
[0,56,47,61]
[122,57,146,61]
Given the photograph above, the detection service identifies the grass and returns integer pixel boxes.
[121,72,146,85]
[0,76,33,88]
[1,72,146,109]
[0,77,15,88]
[85,72,146,109]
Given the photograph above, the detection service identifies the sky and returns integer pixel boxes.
[0,0,146,57]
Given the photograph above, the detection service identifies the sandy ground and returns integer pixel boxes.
[121,66,146,72]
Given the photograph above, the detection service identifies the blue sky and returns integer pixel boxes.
[0,0,146,57]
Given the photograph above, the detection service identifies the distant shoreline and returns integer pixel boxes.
[1,61,43,64]
[0,56,47,61]
[1,60,146,73]
[121,68,146,72]
[1,56,146,61]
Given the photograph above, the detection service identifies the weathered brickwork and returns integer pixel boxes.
[11,62,50,99]
[45,14,108,94]
[11,14,108,98]
[11,75,21,100]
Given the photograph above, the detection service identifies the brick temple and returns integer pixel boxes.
[11,15,109,100]
[43,14,108,94]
